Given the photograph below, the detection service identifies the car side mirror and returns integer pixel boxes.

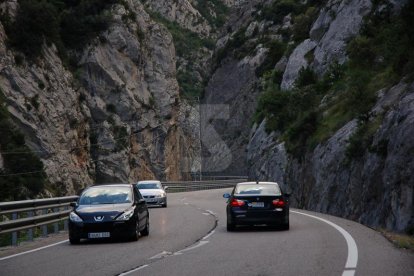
[138,199,146,204]
[164,186,169,191]
[70,202,78,208]
[223,193,231,199]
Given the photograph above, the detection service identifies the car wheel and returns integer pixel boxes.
[227,219,235,232]
[140,216,150,236]
[131,220,140,241]
[162,202,167,208]
[69,236,80,244]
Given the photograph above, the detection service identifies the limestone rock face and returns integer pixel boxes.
[145,0,211,37]
[247,81,414,231]
[281,39,317,90]
[312,0,372,75]
[0,0,200,195]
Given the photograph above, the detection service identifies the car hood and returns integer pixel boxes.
[139,189,164,196]
[75,203,132,222]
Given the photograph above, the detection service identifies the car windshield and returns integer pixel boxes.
[235,184,282,196]
[79,186,132,205]
[138,183,162,189]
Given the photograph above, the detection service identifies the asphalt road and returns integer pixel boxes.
[1,189,413,276]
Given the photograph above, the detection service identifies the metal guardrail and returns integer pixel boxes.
[0,196,78,246]
[0,179,246,247]
[162,179,244,193]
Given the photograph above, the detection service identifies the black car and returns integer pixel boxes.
[68,184,149,244]
[224,182,290,231]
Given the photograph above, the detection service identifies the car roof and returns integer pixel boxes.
[236,181,279,186]
[89,184,133,188]
[137,180,161,184]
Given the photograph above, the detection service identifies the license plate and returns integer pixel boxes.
[88,232,110,238]
[250,202,264,208]
[146,198,157,202]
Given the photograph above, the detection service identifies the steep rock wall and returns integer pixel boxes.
[0,0,200,196]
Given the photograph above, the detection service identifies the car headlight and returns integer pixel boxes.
[156,193,166,198]
[69,212,83,222]
[116,208,135,221]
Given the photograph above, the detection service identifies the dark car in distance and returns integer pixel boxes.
[224,182,290,231]
[68,184,149,244]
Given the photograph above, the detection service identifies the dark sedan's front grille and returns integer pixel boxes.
[83,222,115,232]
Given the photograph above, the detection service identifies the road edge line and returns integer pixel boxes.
[291,210,358,276]
[0,239,68,261]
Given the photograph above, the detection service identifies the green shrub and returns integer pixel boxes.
[255,40,286,77]
[5,0,60,59]
[292,6,318,42]
[177,70,203,100]
[3,0,119,61]
[295,67,317,88]
[195,0,229,29]
[260,0,302,24]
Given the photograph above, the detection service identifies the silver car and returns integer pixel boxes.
[136,180,168,208]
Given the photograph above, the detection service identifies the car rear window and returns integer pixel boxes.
[235,184,281,196]
[79,186,132,205]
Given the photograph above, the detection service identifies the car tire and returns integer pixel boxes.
[162,203,167,208]
[69,236,80,244]
[131,220,140,241]
[227,219,235,232]
[140,217,150,236]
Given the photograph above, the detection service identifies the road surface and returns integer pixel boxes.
[1,189,413,276]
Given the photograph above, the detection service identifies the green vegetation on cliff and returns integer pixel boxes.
[255,1,414,158]
[1,0,119,62]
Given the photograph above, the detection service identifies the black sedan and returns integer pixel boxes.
[68,184,149,244]
[224,182,290,231]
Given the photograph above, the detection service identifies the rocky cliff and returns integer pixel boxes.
[0,0,201,198]
[202,0,413,232]
[0,0,412,233]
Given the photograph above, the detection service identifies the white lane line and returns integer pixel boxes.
[174,240,209,255]
[149,251,172,260]
[0,239,68,261]
[202,230,215,240]
[342,270,356,276]
[118,265,149,276]
[291,210,358,276]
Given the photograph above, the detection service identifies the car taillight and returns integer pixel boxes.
[272,199,285,207]
[230,199,245,207]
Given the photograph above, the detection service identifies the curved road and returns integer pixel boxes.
[1,189,413,276]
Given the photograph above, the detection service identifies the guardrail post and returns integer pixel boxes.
[53,208,59,234]
[28,211,34,241]
[11,212,18,246]
[64,207,68,231]
[42,209,48,237]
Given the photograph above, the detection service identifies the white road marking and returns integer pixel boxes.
[202,230,215,240]
[291,210,358,276]
[174,240,209,255]
[202,212,210,215]
[342,270,356,276]
[0,239,68,261]
[205,210,216,215]
[149,251,172,260]
[118,265,149,276]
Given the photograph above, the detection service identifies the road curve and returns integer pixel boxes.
[1,189,413,276]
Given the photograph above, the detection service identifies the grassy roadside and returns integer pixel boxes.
[379,230,414,251]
